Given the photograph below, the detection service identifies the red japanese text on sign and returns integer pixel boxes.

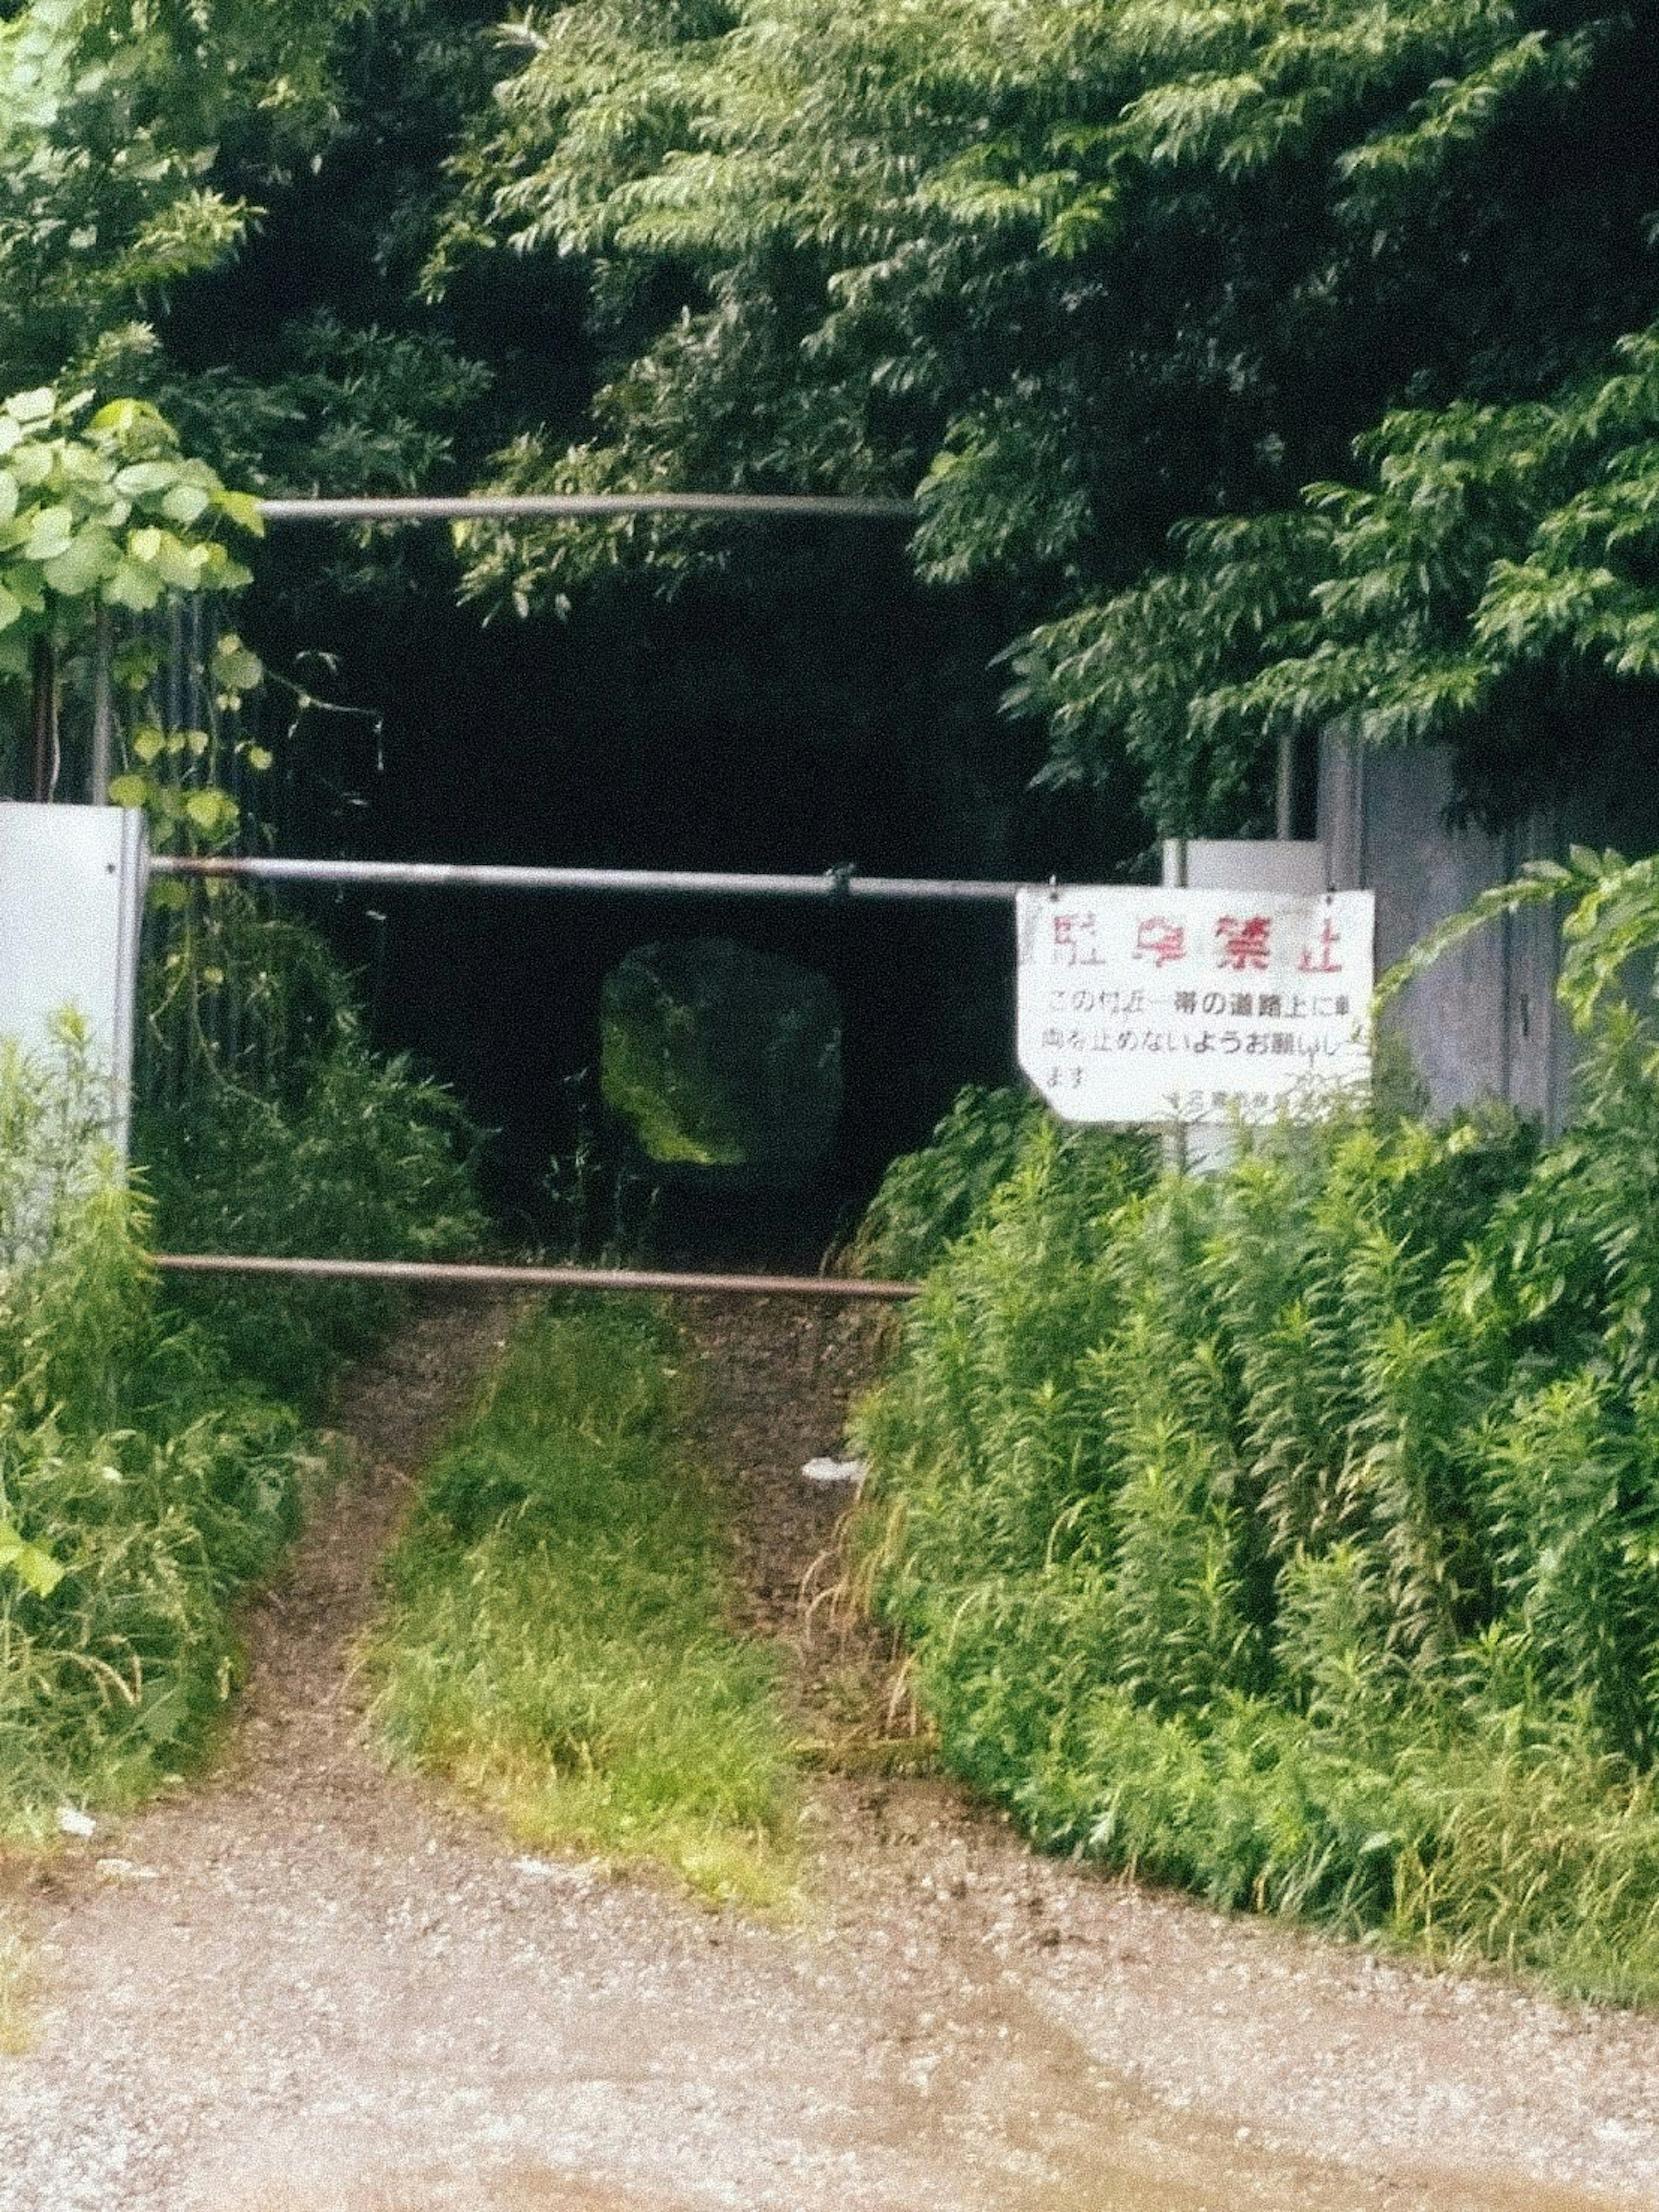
[1017,886,1374,1127]
[1215,914,1272,971]
[1298,919,1343,974]
[1132,916,1187,967]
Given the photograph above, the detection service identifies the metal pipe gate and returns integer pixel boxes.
[90,491,997,1303]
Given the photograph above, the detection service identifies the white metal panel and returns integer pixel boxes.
[1159,841,1335,1168]
[1016,883,1374,1127]
[0,802,146,1155]
[1163,838,1331,894]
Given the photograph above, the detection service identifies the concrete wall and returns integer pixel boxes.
[1317,739,1571,1127]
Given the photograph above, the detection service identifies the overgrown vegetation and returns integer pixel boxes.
[845,1082,1096,1282]
[0,1032,317,1834]
[365,1299,797,1906]
[434,0,1659,835]
[852,867,1659,2000]
[0,761,481,1849]
[137,925,486,1406]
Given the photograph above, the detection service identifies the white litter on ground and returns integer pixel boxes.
[801,1457,868,1490]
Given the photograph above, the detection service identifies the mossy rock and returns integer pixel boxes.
[601,938,842,1185]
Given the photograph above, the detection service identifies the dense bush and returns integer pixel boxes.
[0,899,484,1831]
[854,993,1659,1998]
[0,1035,310,1830]
[135,901,485,1405]
[845,1082,1144,1281]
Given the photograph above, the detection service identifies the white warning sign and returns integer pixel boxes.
[1016,886,1374,1126]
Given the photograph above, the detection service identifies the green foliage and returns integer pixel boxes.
[0,383,263,803]
[1023,328,1659,826]
[161,317,496,512]
[0,0,376,392]
[0,2,509,622]
[844,1085,1057,1280]
[0,931,483,1829]
[427,0,1657,826]
[136,916,486,1406]
[365,1298,797,1905]
[0,1034,311,1830]
[853,917,1659,1992]
[0,388,256,658]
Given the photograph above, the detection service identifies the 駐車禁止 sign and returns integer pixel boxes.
[1015,886,1375,1126]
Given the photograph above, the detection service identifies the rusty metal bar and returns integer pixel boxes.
[153,1253,921,1301]
[256,493,916,525]
[148,854,1029,904]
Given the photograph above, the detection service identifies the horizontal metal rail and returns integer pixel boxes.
[256,493,917,525]
[149,855,1030,904]
[153,1253,920,1301]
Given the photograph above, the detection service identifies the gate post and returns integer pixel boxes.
[0,802,147,1159]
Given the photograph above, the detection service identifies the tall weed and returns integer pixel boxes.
[853,1047,1659,1999]
[0,1044,309,1830]
[136,907,484,1405]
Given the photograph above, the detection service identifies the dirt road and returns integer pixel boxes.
[3,1299,1659,2211]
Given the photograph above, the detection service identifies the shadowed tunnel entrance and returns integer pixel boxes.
[232,496,1133,1260]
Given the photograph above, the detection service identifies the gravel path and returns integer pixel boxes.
[4,1297,1659,2210]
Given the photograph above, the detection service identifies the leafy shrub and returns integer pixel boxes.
[0,1039,309,1830]
[852,964,1659,1997]
[135,905,485,1405]
[846,1081,1145,1281]
[0,896,484,1830]
[139,1025,484,1404]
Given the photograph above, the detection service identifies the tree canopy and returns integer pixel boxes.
[2,0,1656,841]
[431,0,1659,830]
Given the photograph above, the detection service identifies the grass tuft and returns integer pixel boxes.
[364,1301,798,1908]
[0,1905,32,2053]
[850,1075,1659,2004]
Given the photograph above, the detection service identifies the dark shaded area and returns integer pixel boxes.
[239,534,1132,1263]
[135,0,1144,1266]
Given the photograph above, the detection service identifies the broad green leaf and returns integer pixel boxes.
[10,444,53,488]
[105,557,164,611]
[159,482,210,525]
[213,633,263,691]
[131,726,166,764]
[1,563,46,614]
[184,787,238,834]
[115,461,183,497]
[214,489,265,535]
[107,772,149,806]
[19,506,73,562]
[42,526,117,596]
[153,532,208,591]
[0,1523,64,1600]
